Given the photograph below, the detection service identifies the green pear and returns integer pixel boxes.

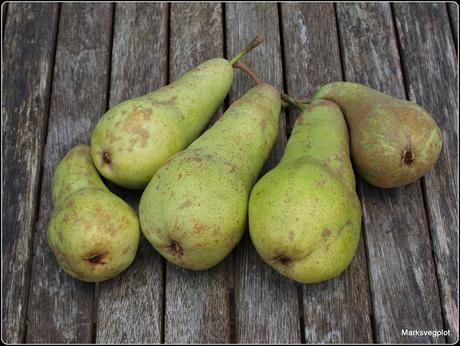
[139,83,281,270]
[312,82,442,188]
[249,99,361,283]
[48,144,140,282]
[91,37,264,189]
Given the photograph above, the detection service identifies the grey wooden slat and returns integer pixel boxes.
[336,3,445,343]
[226,3,301,343]
[95,3,168,343]
[280,3,373,343]
[164,3,231,343]
[1,3,58,343]
[25,4,113,342]
[393,3,459,342]
[448,2,458,52]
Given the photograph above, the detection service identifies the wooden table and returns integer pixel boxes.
[2,2,458,344]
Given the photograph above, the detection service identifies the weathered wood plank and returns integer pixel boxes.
[164,3,231,343]
[393,3,459,342]
[25,4,113,342]
[226,3,301,343]
[95,3,168,343]
[1,3,58,343]
[281,3,342,102]
[281,3,373,343]
[336,3,445,343]
[448,2,458,52]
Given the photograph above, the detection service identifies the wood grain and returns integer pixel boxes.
[95,3,168,343]
[337,3,445,343]
[393,3,459,342]
[1,3,58,343]
[280,3,373,343]
[164,3,231,343]
[25,4,113,342]
[226,3,301,343]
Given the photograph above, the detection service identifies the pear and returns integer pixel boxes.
[48,144,140,282]
[91,36,264,189]
[249,99,361,283]
[139,83,281,270]
[312,82,442,188]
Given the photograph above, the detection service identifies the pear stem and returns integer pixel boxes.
[280,92,309,110]
[234,62,261,85]
[281,97,312,108]
[232,62,311,108]
[228,35,264,66]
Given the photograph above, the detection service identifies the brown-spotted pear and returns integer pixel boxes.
[249,99,361,283]
[91,37,264,189]
[312,82,442,188]
[139,84,281,270]
[48,145,140,282]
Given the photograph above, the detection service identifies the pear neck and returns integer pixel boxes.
[280,101,347,166]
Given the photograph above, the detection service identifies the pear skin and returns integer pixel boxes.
[139,84,281,270]
[313,82,442,188]
[249,100,361,283]
[91,37,264,189]
[48,145,140,282]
